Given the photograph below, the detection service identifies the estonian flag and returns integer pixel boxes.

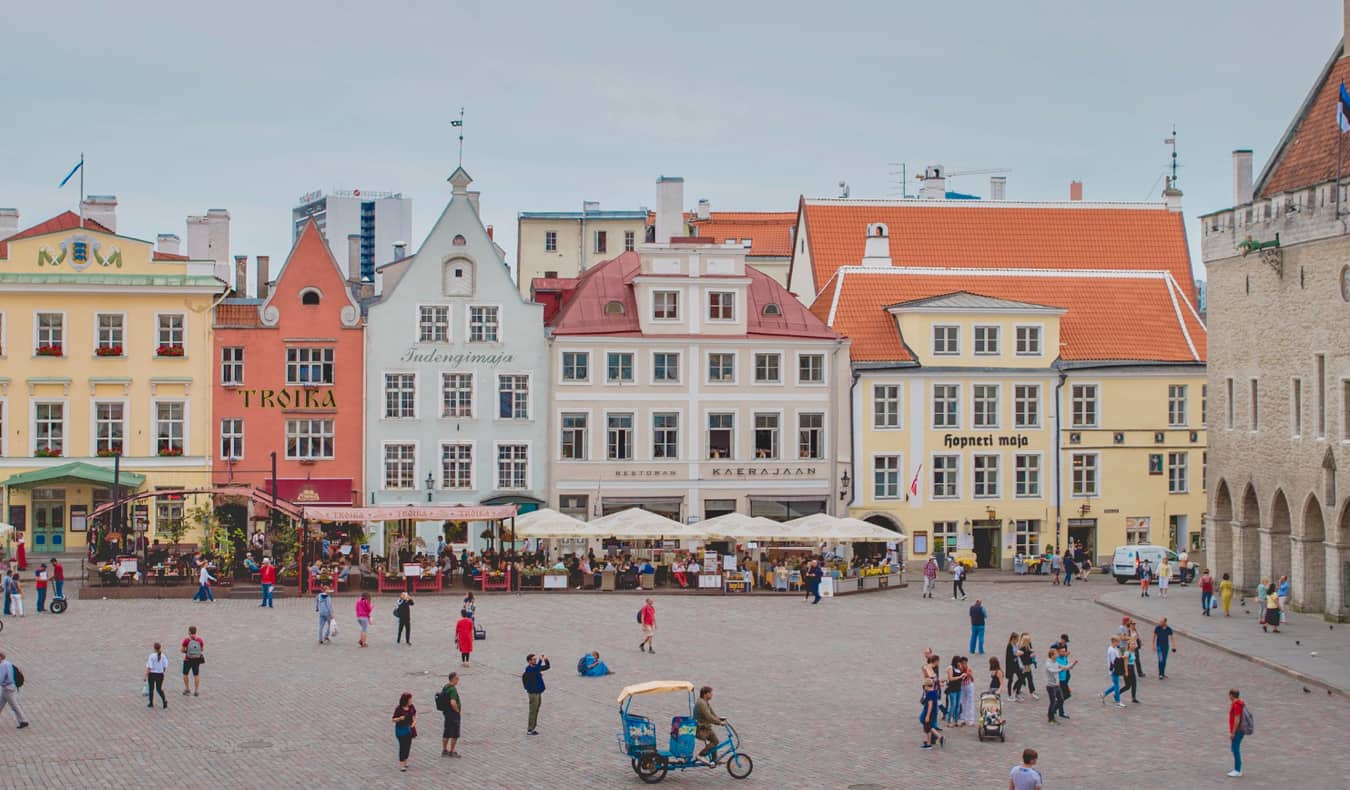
[1338,81,1350,133]
[58,158,83,188]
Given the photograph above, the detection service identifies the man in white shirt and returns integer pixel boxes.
[0,650,30,728]
[195,561,215,603]
[1101,637,1125,707]
[1009,748,1043,789]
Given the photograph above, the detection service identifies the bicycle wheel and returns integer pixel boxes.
[635,753,668,784]
[726,753,753,779]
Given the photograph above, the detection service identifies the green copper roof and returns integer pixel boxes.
[0,461,146,489]
[0,272,224,288]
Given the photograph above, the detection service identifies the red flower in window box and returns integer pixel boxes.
[157,447,185,457]
[96,345,124,357]
[96,445,123,458]
[156,344,185,357]
[34,447,62,458]
[35,344,63,357]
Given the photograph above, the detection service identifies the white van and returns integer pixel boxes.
[1111,545,1180,584]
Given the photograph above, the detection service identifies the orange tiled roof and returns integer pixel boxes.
[0,210,115,258]
[214,302,263,328]
[152,251,189,261]
[1257,47,1350,198]
[689,211,796,256]
[796,200,1197,303]
[810,267,1205,364]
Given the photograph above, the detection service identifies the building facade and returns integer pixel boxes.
[515,206,648,298]
[686,209,796,287]
[545,242,852,523]
[0,211,226,550]
[293,189,412,283]
[1200,22,1350,618]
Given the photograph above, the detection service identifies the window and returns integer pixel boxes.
[606,352,633,383]
[594,230,607,253]
[155,402,185,454]
[653,413,679,458]
[607,413,633,460]
[798,354,825,384]
[1225,377,1235,430]
[1292,378,1303,436]
[36,312,63,353]
[0,401,4,456]
[708,353,735,383]
[383,444,416,488]
[440,372,473,418]
[653,352,680,382]
[1014,384,1040,428]
[220,347,244,386]
[933,325,959,355]
[1164,384,1187,427]
[762,303,781,316]
[561,351,589,382]
[708,413,734,458]
[286,418,334,459]
[559,494,588,520]
[1249,379,1260,430]
[384,373,416,418]
[1167,451,1188,493]
[973,454,1000,498]
[755,353,781,383]
[96,314,124,353]
[418,306,450,343]
[932,455,959,498]
[873,384,901,428]
[973,384,999,428]
[933,384,959,428]
[798,413,824,459]
[157,314,185,350]
[95,402,125,455]
[653,291,679,320]
[156,493,183,539]
[560,413,588,459]
[603,300,624,315]
[874,455,901,499]
[1014,454,1040,497]
[1317,354,1327,437]
[34,403,63,453]
[1201,384,1208,426]
[708,291,735,320]
[441,443,473,489]
[301,289,321,306]
[469,306,499,342]
[220,418,243,460]
[1071,384,1098,428]
[754,413,780,459]
[544,230,557,251]
[973,325,1000,355]
[1343,381,1350,441]
[624,230,636,251]
[498,375,529,419]
[932,521,958,554]
[1071,453,1098,496]
[286,347,334,384]
[1014,520,1039,556]
[496,444,529,489]
[1015,325,1041,356]
[1126,518,1150,545]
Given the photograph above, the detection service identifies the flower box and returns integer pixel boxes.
[156,344,185,357]
[96,345,124,357]
[96,447,123,458]
[35,345,63,357]
[34,447,62,458]
[157,447,185,457]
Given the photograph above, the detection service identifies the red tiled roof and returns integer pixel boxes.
[153,251,190,261]
[214,303,263,328]
[551,251,838,339]
[810,267,1205,364]
[1257,48,1350,198]
[796,200,1197,303]
[689,211,796,256]
[0,210,115,258]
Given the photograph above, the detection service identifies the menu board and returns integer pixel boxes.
[402,563,423,577]
[722,554,737,572]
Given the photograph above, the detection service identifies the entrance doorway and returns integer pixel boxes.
[1068,518,1098,563]
[972,520,1000,569]
[31,488,66,551]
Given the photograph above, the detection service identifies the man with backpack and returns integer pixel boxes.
[181,625,205,696]
[638,598,656,653]
[521,654,550,735]
[1228,688,1251,777]
[0,650,29,728]
[314,587,334,644]
[436,672,462,757]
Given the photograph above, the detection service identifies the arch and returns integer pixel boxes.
[1339,499,1350,546]
[452,234,467,246]
[1296,493,1327,611]
[1235,482,1261,587]
[1208,479,1234,577]
[866,222,889,237]
[1263,489,1293,585]
[762,302,782,316]
[863,513,906,561]
[299,287,322,305]
[442,256,474,297]
[1240,483,1260,524]
[603,300,625,315]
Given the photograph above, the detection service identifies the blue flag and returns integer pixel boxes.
[58,158,83,188]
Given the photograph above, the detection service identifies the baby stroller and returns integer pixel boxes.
[976,692,1005,742]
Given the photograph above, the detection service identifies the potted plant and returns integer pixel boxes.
[157,446,185,457]
[35,344,63,357]
[34,447,62,458]
[96,345,123,357]
[156,344,185,357]
[96,444,123,458]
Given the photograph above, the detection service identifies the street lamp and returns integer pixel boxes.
[425,473,434,503]
[839,470,851,501]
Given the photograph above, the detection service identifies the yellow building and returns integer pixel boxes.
[0,211,226,552]
[515,208,649,298]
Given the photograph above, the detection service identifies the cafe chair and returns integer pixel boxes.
[788,570,803,591]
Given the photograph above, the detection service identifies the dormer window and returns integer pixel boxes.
[708,291,735,320]
[452,234,467,246]
[933,325,959,356]
[300,288,321,306]
[603,300,625,315]
[973,325,1000,355]
[762,303,781,316]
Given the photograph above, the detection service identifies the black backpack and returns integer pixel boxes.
[434,688,450,711]
[12,666,24,688]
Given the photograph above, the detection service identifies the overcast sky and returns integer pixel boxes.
[3,1,1340,283]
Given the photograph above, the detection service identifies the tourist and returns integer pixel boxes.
[180,625,205,696]
[455,609,475,665]
[1010,748,1044,789]
[1061,549,1075,587]
[438,673,462,757]
[392,691,418,772]
[943,657,962,725]
[578,651,612,676]
[958,657,976,727]
[144,642,169,709]
[1153,617,1175,679]
[923,653,941,688]
[1227,688,1247,777]
[50,558,64,600]
[2,571,15,616]
[639,597,656,653]
[919,677,943,748]
[33,564,47,613]
[462,592,476,620]
[355,592,373,648]
[1255,578,1269,623]
[952,562,968,600]
[259,558,276,608]
[672,558,688,588]
[1277,575,1290,612]
[7,573,22,617]
[1101,636,1125,707]
[0,649,29,728]
[968,599,987,654]
[194,558,215,603]
[1121,638,1140,703]
[1262,586,1281,633]
[922,556,938,598]
[1220,572,1235,617]
[805,560,823,604]
[1199,568,1215,616]
[694,686,727,764]
[395,592,414,645]
[988,657,1004,696]
[1004,633,1022,698]
[1017,634,1039,701]
[1137,559,1151,598]
[1157,557,1171,598]
[522,653,550,735]
[1126,619,1147,678]
[1048,550,1061,585]
[1054,637,1075,719]
[1044,647,1065,723]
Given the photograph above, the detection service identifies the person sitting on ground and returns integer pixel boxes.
[577,650,613,676]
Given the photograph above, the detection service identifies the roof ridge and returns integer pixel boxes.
[836,265,1173,280]
[803,198,1170,210]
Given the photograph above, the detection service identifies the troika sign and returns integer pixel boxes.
[238,389,337,409]
[942,433,1031,449]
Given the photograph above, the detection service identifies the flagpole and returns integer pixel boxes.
[78,152,85,221]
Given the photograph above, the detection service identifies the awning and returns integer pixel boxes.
[273,478,353,506]
[746,494,830,502]
[0,462,146,490]
[301,504,517,522]
[601,496,684,506]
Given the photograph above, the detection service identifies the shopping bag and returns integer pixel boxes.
[330,620,340,637]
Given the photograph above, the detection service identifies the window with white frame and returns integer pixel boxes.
[707,352,735,383]
[1015,325,1042,356]
[653,291,679,320]
[418,306,450,342]
[933,325,959,355]
[1167,451,1188,493]
[95,402,125,455]
[593,230,607,253]
[469,306,499,342]
[96,314,124,353]
[873,384,900,428]
[155,401,185,454]
[383,444,416,488]
[441,372,473,418]
[560,413,588,459]
[1202,384,1208,426]
[157,314,185,350]
[497,375,529,419]
[653,413,679,458]
[1168,384,1187,427]
[384,373,416,418]
[1126,518,1150,545]
[441,443,473,489]
[544,230,557,251]
[973,384,999,428]
[1014,519,1040,556]
[798,354,825,383]
[607,413,633,460]
[559,494,588,520]
[653,352,680,382]
[972,454,1000,498]
[973,325,1000,355]
[286,347,334,384]
[220,418,244,460]
[708,413,734,458]
[754,413,780,459]
[708,291,735,320]
[932,455,959,498]
[933,384,959,428]
[754,353,781,383]
[606,352,633,383]
[34,402,63,453]
[933,520,958,554]
[1071,384,1098,428]
[624,230,636,251]
[221,347,244,386]
[1014,384,1040,428]
[286,418,334,460]
[561,351,589,382]
[798,413,824,459]
[1014,453,1040,497]
[874,454,901,499]
[1071,453,1098,496]
[36,312,63,352]
[496,443,529,489]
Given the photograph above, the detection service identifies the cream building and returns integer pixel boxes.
[515,206,648,299]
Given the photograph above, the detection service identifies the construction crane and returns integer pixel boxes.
[936,167,1012,179]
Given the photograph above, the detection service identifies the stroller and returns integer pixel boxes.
[976,692,1006,742]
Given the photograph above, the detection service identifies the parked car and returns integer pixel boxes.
[1111,544,1180,584]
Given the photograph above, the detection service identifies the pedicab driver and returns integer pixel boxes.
[695,686,727,765]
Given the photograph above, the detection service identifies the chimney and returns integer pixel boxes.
[919,165,946,200]
[347,235,362,281]
[256,255,271,299]
[393,242,408,261]
[696,198,711,220]
[582,201,600,213]
[1069,180,1084,201]
[1162,177,1183,213]
[1232,149,1254,206]
[486,225,494,241]
[655,175,685,243]
[233,255,248,296]
[0,208,18,238]
[860,223,893,267]
[81,195,118,231]
[989,176,1006,201]
[156,233,181,256]
[186,208,230,281]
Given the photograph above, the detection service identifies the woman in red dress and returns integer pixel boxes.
[454,609,475,666]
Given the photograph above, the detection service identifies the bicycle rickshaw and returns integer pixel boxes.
[618,680,753,783]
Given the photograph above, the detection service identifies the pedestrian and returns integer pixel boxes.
[392,691,418,772]
[50,558,64,600]
[462,592,476,620]
[1138,559,1151,598]
[1121,638,1140,703]
[356,592,373,648]
[259,557,276,608]
[988,657,1004,696]
[952,562,968,600]
[180,625,204,696]
[1277,575,1290,612]
[1153,617,1176,679]
[1178,548,1190,585]
[395,592,414,645]
[1018,633,1040,701]
[638,597,656,653]
[438,672,462,757]
[1004,633,1022,698]
[2,571,13,616]
[7,573,22,617]
[0,649,30,728]
[315,586,334,643]
[194,559,215,603]
[1054,636,1075,718]
[34,564,47,613]
[455,609,474,665]
[1062,549,1075,587]
[1219,572,1234,617]
[919,677,943,748]
[1050,550,1062,586]
[1157,557,1171,598]
[1255,578,1269,623]
[1199,568,1215,616]
[922,556,938,598]
[1010,748,1044,789]
[1044,647,1067,722]
[1101,636,1126,707]
[1227,688,1247,777]
[968,599,987,654]
[1126,619,1148,678]
[806,560,824,604]
[144,642,169,709]
[958,656,976,727]
[1262,586,1281,633]
[522,653,550,735]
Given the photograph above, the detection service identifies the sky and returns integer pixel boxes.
[2,1,1341,285]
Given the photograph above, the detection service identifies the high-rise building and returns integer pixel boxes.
[292,189,412,282]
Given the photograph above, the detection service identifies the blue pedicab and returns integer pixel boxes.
[618,680,753,783]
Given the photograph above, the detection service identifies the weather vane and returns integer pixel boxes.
[451,108,465,166]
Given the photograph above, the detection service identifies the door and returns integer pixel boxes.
[972,522,1000,569]
[31,488,67,551]
[1067,518,1098,564]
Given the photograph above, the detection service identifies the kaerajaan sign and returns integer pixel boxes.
[942,433,1030,449]
[709,467,818,478]
[239,389,337,409]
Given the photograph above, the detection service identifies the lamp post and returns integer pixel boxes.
[425,473,434,503]
[839,470,851,502]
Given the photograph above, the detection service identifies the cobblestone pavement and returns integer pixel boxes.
[0,578,1347,789]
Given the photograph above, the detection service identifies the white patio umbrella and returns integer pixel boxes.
[698,512,783,540]
[581,508,707,540]
[513,508,591,539]
[0,522,15,539]
[784,513,906,543]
